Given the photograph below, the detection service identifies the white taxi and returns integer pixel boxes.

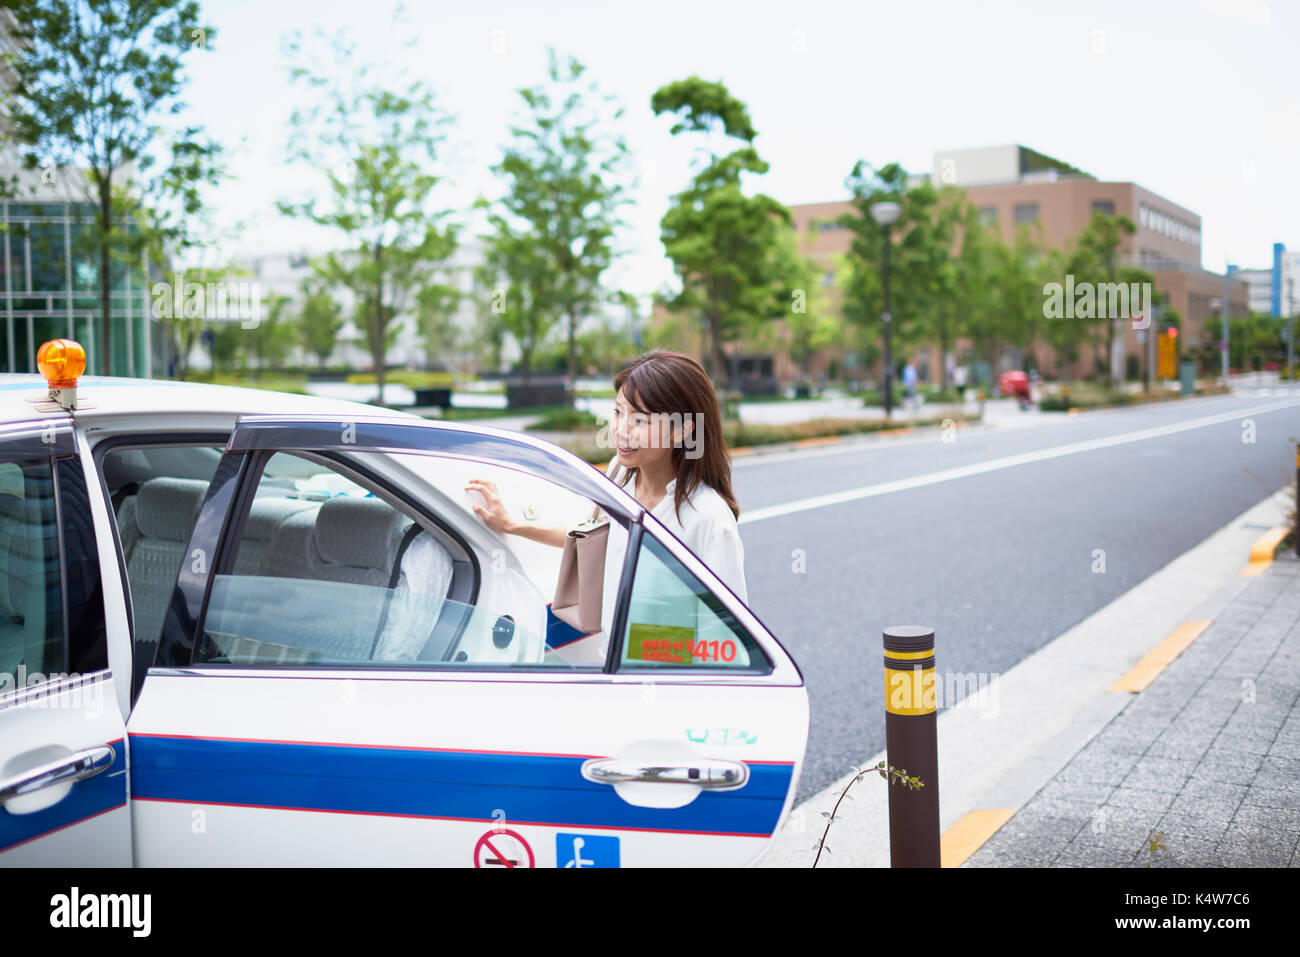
[0,340,808,868]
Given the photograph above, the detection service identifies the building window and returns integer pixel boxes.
[978,206,998,226]
[1013,203,1038,224]
[822,270,834,288]
[1139,205,1148,228]
[1091,200,1115,216]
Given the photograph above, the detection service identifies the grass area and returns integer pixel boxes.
[346,370,457,389]
[528,408,601,430]
[184,371,310,395]
[427,406,514,421]
[1039,382,1229,412]
[557,412,980,465]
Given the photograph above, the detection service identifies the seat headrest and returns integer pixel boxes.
[312,496,405,570]
[244,497,318,544]
[134,477,208,542]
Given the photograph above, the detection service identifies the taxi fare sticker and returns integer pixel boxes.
[626,623,737,664]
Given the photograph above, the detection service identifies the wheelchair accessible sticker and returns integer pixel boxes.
[557,833,620,868]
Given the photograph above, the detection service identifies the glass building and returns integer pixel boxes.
[0,194,155,377]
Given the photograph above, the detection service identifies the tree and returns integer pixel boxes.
[298,283,344,368]
[839,162,957,386]
[245,292,295,374]
[470,263,508,374]
[483,50,629,407]
[781,227,840,383]
[155,263,227,380]
[478,230,554,384]
[4,0,224,374]
[1065,211,1137,386]
[652,77,796,387]
[414,280,461,371]
[277,27,457,405]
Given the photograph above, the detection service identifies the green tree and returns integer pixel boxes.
[782,227,841,383]
[470,263,509,374]
[415,280,462,371]
[209,321,242,374]
[277,28,457,404]
[157,264,226,380]
[4,0,224,374]
[479,233,556,384]
[298,283,344,368]
[483,50,629,407]
[246,292,295,374]
[839,162,958,387]
[652,77,796,387]
[1065,211,1137,386]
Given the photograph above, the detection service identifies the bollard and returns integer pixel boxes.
[1295,445,1299,558]
[883,625,940,867]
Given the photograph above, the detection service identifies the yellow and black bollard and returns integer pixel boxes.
[883,625,940,867]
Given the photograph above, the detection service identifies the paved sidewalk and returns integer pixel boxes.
[965,555,1300,868]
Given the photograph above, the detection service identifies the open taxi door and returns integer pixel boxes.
[128,415,808,866]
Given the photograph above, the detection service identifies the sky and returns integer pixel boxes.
[176,0,1299,298]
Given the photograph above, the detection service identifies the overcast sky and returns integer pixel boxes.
[178,0,1298,296]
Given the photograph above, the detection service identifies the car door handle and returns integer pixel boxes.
[581,758,749,790]
[0,746,116,802]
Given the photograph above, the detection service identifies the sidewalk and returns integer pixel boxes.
[965,552,1300,868]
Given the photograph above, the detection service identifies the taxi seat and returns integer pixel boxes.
[235,497,318,576]
[121,477,208,647]
[210,496,415,662]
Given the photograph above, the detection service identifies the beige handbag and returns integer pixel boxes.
[552,503,610,634]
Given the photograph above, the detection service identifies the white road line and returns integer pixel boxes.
[738,396,1300,526]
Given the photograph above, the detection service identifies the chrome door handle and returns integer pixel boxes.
[581,758,749,790]
[0,746,116,801]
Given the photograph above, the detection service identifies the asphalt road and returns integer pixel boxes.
[732,388,1300,803]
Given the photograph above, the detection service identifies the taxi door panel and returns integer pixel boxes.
[130,415,807,867]
[0,421,131,866]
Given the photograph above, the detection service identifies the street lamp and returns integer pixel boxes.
[870,200,902,418]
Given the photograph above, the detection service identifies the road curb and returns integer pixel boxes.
[1238,525,1291,577]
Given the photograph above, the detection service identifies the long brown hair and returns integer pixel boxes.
[613,349,740,523]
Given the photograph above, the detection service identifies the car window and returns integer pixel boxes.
[616,531,768,672]
[195,450,627,670]
[0,459,65,682]
[101,444,224,651]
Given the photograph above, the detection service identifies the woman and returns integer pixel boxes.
[466,349,747,654]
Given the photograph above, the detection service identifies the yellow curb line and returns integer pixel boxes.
[941,808,1016,868]
[1109,620,1212,693]
[1237,526,1289,577]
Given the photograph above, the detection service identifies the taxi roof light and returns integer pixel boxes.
[37,338,86,390]
[36,339,86,411]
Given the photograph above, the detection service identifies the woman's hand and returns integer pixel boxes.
[465,478,515,535]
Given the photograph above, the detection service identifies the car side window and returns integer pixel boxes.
[101,444,223,651]
[617,531,768,672]
[195,450,624,670]
[0,459,65,682]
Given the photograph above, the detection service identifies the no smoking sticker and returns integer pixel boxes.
[473,828,535,868]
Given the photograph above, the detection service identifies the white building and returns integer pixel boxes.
[219,237,488,372]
